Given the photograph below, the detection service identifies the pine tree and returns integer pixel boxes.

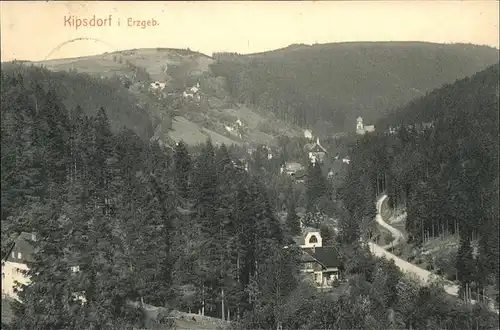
[173,140,191,200]
[214,144,237,319]
[191,139,219,314]
[286,191,301,236]
[305,161,327,212]
[147,150,177,307]
[1,78,42,255]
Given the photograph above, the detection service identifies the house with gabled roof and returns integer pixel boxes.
[303,138,327,164]
[2,232,35,299]
[294,229,344,289]
[2,232,85,303]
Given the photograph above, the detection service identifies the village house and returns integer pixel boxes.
[225,118,244,139]
[231,158,249,172]
[387,126,398,135]
[2,232,85,303]
[303,138,327,164]
[281,162,305,176]
[150,81,167,90]
[294,229,344,289]
[356,116,376,135]
[2,232,34,299]
[263,145,274,160]
[183,82,201,102]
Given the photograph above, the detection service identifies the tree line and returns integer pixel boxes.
[1,70,301,329]
[2,66,499,330]
[209,43,498,133]
[338,64,499,303]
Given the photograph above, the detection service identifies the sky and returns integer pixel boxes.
[1,1,499,61]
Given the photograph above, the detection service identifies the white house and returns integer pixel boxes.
[1,232,34,299]
[304,138,327,164]
[304,129,314,140]
[280,162,305,176]
[183,82,202,102]
[183,91,194,99]
[150,81,167,90]
[364,125,375,133]
[387,126,397,135]
[189,82,200,94]
[225,119,244,139]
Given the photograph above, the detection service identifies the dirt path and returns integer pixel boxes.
[375,195,405,250]
[370,194,498,314]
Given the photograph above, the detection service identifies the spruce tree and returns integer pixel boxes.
[191,139,219,314]
[305,161,327,212]
[456,233,475,286]
[286,191,301,236]
[173,140,191,200]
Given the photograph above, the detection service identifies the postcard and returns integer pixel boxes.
[1,1,499,329]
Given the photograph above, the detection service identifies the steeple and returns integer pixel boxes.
[356,116,365,135]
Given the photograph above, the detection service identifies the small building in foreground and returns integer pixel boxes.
[1,232,35,299]
[293,229,344,288]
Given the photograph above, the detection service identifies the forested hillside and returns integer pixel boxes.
[211,42,499,133]
[1,64,499,329]
[341,63,499,304]
[1,63,164,141]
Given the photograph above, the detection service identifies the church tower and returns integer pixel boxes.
[356,116,365,135]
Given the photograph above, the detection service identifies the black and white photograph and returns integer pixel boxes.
[1,1,499,329]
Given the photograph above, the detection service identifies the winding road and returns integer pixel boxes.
[375,195,405,250]
[369,194,498,313]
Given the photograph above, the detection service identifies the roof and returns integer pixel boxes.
[300,250,317,263]
[302,246,343,269]
[304,141,327,153]
[364,125,375,132]
[293,227,320,246]
[292,169,306,179]
[303,143,315,151]
[4,232,35,264]
[309,145,327,153]
[285,162,305,172]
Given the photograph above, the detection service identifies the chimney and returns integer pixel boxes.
[316,137,320,145]
[31,233,36,241]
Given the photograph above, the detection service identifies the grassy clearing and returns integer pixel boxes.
[168,116,241,146]
[392,233,460,281]
[34,48,214,82]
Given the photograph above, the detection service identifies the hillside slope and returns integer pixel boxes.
[20,47,305,146]
[377,62,500,129]
[34,47,214,83]
[10,43,499,145]
[212,42,499,133]
[1,63,157,141]
[341,63,499,305]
